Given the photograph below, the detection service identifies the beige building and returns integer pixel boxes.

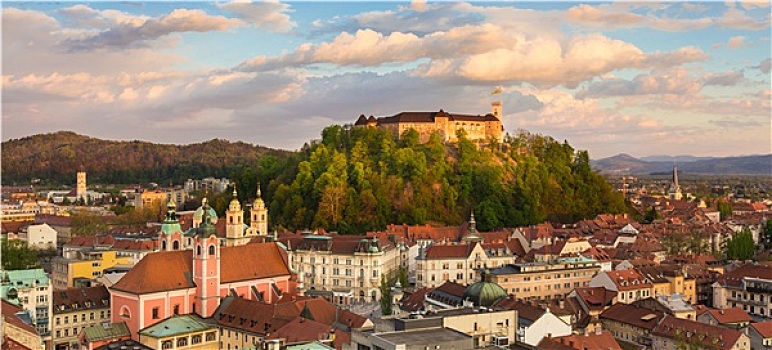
[354,103,504,144]
[488,256,600,301]
[712,264,771,319]
[278,233,400,303]
[416,241,519,289]
[51,286,111,350]
[138,314,218,350]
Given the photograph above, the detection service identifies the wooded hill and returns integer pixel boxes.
[1,131,289,185]
[227,126,626,233]
[4,128,626,233]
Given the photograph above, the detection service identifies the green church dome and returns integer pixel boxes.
[463,276,507,307]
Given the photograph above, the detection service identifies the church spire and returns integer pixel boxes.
[462,210,483,243]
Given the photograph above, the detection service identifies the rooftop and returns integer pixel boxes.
[372,327,471,346]
[139,314,214,338]
[82,322,130,342]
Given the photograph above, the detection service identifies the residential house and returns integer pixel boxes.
[19,223,57,250]
[696,308,752,330]
[1,299,43,350]
[537,330,622,350]
[712,264,772,319]
[650,315,750,350]
[492,298,571,346]
[589,269,653,304]
[78,322,131,350]
[567,287,618,333]
[748,321,772,350]
[600,303,666,348]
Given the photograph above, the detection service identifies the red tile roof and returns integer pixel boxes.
[600,303,665,331]
[400,288,430,312]
[424,243,476,259]
[538,331,622,350]
[652,315,743,350]
[53,286,110,314]
[111,242,291,294]
[717,264,772,288]
[604,269,652,291]
[1,300,38,335]
[573,287,617,312]
[703,308,752,324]
[492,298,546,322]
[751,321,772,339]
[1,337,32,350]
[265,317,334,344]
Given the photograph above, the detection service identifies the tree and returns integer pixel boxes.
[726,229,755,261]
[717,201,732,221]
[379,273,393,316]
[71,212,109,236]
[762,219,772,250]
[1,239,40,270]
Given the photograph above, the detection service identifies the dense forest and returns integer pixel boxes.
[4,128,625,233]
[1,131,289,185]
[227,126,626,233]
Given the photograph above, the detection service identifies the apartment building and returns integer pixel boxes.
[488,256,600,301]
[51,286,111,350]
[712,264,771,319]
[278,232,400,303]
[51,250,133,290]
[590,269,654,304]
[0,269,53,338]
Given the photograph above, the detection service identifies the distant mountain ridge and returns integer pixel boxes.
[592,153,772,175]
[1,131,290,185]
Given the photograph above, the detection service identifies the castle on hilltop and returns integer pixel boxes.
[355,102,504,144]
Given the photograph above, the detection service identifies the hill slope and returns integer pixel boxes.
[1,131,290,185]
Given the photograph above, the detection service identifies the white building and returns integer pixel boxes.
[20,223,57,250]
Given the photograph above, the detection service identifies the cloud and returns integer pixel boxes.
[218,0,295,32]
[577,68,702,98]
[758,58,772,73]
[727,36,748,48]
[61,9,243,51]
[703,71,746,86]
[717,7,770,30]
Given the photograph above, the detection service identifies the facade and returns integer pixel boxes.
[20,223,57,250]
[78,322,131,350]
[138,314,218,350]
[0,269,53,338]
[110,204,295,339]
[589,269,653,304]
[636,265,697,304]
[1,299,44,350]
[492,298,571,346]
[354,104,504,144]
[488,256,600,301]
[650,315,750,350]
[52,250,133,290]
[51,286,111,350]
[712,264,772,319]
[748,321,772,350]
[279,233,399,303]
[600,303,666,348]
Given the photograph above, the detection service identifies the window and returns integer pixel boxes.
[161,340,173,349]
[173,241,180,250]
[177,338,188,347]
[56,317,60,326]
[64,316,69,324]
[206,332,217,341]
[90,312,94,320]
[209,245,215,255]
[173,305,180,315]
[73,315,78,322]
[192,335,202,344]
[152,307,160,319]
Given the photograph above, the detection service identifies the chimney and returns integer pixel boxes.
[595,326,602,335]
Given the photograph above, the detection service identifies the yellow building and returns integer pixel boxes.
[52,250,133,290]
[636,266,697,304]
[354,103,504,144]
[138,314,218,350]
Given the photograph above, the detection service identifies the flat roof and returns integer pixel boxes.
[374,327,471,345]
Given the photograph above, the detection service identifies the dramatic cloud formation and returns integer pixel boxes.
[2,1,769,157]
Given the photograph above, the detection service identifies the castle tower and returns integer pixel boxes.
[491,101,502,119]
[225,186,244,245]
[249,183,268,237]
[192,202,220,318]
[76,171,87,199]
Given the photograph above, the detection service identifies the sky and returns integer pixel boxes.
[2,1,770,159]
